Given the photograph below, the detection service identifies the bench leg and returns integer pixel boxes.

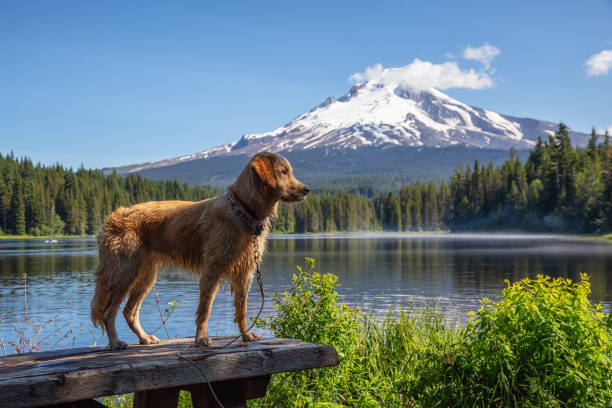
[186,375,270,408]
[133,386,180,408]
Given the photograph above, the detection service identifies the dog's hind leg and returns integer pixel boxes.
[103,258,139,350]
[123,257,159,345]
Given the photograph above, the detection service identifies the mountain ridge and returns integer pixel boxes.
[106,81,590,186]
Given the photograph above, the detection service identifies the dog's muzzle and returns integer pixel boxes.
[281,185,310,202]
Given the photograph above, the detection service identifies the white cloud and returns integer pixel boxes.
[349,59,494,91]
[463,43,500,70]
[444,52,455,59]
[599,125,612,135]
[586,50,612,77]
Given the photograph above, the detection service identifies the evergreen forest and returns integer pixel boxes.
[1,124,610,236]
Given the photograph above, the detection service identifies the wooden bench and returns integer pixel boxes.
[0,337,339,408]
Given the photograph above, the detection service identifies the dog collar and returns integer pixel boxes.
[224,191,270,236]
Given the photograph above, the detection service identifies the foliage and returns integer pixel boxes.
[255,258,366,407]
[273,125,612,234]
[251,261,612,408]
[448,126,612,233]
[98,391,193,408]
[152,286,181,339]
[253,258,461,407]
[358,306,462,407]
[258,258,362,353]
[446,275,612,407]
[0,152,221,236]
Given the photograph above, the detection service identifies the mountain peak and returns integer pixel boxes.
[117,84,589,174]
[223,82,532,155]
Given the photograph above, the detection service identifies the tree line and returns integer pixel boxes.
[278,125,611,233]
[448,125,612,232]
[0,156,220,236]
[1,124,611,236]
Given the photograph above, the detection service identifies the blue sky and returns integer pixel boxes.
[1,1,611,169]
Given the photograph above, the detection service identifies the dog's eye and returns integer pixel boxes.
[282,169,289,175]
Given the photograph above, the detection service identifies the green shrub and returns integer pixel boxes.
[252,258,462,407]
[426,274,612,407]
[251,261,611,408]
[258,257,362,357]
[254,258,365,407]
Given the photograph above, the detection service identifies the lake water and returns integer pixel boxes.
[0,234,610,351]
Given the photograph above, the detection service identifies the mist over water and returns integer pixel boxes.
[0,234,610,350]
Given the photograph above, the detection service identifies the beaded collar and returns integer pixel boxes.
[224,191,270,236]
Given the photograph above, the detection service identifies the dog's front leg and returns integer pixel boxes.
[232,273,261,343]
[195,272,223,347]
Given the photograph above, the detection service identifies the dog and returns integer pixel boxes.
[90,152,309,350]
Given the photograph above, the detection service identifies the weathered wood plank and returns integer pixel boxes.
[0,337,338,408]
[0,337,300,369]
[0,338,304,378]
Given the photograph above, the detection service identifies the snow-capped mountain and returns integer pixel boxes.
[121,81,587,175]
[234,83,529,153]
[111,81,589,185]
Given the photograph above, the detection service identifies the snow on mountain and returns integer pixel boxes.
[124,142,238,173]
[223,81,531,154]
[120,80,588,173]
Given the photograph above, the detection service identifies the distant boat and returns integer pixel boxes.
[45,239,58,244]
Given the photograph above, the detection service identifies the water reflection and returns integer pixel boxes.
[0,235,610,350]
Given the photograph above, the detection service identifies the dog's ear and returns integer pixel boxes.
[251,155,277,188]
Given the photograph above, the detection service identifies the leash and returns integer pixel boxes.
[176,234,266,407]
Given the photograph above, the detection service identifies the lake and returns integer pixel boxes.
[0,234,610,351]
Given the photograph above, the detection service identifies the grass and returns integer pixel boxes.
[564,233,612,243]
[595,233,612,241]
[250,261,612,408]
[99,392,194,408]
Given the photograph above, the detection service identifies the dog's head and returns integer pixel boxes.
[249,152,309,203]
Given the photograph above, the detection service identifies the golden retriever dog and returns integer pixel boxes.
[91,152,309,350]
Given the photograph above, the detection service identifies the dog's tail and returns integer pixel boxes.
[91,229,109,332]
[90,264,111,334]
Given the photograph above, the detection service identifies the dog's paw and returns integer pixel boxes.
[242,331,261,343]
[139,334,160,345]
[109,340,128,350]
[195,336,212,347]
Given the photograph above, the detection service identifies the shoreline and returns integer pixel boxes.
[2,231,612,241]
[563,233,612,243]
[0,234,94,240]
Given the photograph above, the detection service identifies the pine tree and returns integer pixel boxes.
[554,123,578,216]
[587,127,599,159]
[383,193,401,231]
[13,186,26,235]
[86,191,102,235]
